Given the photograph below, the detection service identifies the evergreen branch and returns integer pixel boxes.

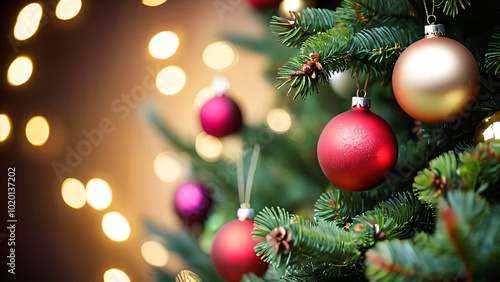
[437,0,470,17]
[484,29,500,77]
[313,188,376,224]
[277,27,351,100]
[334,0,412,29]
[270,8,336,48]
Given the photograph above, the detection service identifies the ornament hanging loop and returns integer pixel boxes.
[423,0,437,25]
[426,15,437,25]
[355,71,370,98]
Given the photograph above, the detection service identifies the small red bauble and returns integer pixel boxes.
[211,217,268,282]
[200,94,243,137]
[317,97,398,191]
[247,0,282,10]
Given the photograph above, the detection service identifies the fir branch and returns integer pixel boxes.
[437,0,471,17]
[270,8,336,48]
[313,188,376,224]
[484,29,500,77]
[277,27,351,100]
[334,0,412,29]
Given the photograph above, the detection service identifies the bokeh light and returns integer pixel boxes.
[8,56,33,86]
[195,132,222,162]
[0,114,11,142]
[175,270,202,282]
[193,86,215,109]
[153,152,184,183]
[25,116,50,146]
[55,0,82,20]
[267,108,292,134]
[202,41,237,70]
[61,178,86,209]
[142,0,167,6]
[86,178,112,210]
[149,31,179,59]
[141,240,169,267]
[156,66,186,95]
[102,211,131,242]
[14,3,43,41]
[103,268,130,282]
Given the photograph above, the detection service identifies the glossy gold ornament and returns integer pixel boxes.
[474,111,500,145]
[392,25,480,123]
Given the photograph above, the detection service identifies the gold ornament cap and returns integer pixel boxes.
[352,97,371,108]
[424,24,445,36]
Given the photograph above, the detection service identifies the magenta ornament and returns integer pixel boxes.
[200,94,243,137]
[173,182,213,226]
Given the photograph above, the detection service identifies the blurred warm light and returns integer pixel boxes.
[156,66,186,95]
[195,132,222,162]
[175,270,202,282]
[149,31,179,59]
[55,0,82,20]
[193,86,215,109]
[61,178,86,209]
[202,41,237,70]
[153,152,184,183]
[141,240,169,267]
[142,0,167,6]
[103,268,130,282]
[102,211,131,242]
[7,56,33,86]
[267,108,292,134]
[86,178,112,210]
[14,3,43,40]
[25,116,50,146]
[0,114,11,142]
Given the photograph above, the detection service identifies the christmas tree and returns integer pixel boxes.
[147,0,500,281]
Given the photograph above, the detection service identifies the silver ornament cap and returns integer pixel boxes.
[237,208,254,220]
[424,24,445,36]
[352,96,371,108]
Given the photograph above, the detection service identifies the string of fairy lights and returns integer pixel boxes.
[2,1,295,281]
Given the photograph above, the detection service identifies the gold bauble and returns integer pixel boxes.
[278,0,316,18]
[392,33,480,123]
[474,111,500,145]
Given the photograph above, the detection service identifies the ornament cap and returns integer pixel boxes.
[352,97,371,108]
[237,208,254,220]
[424,24,445,37]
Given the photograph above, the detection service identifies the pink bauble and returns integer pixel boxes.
[200,95,243,137]
[247,0,282,9]
[174,182,213,226]
[317,102,398,191]
[211,219,268,282]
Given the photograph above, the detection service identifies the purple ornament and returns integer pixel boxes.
[200,94,243,137]
[174,182,213,226]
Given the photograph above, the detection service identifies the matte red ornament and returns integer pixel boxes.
[247,0,282,10]
[173,182,213,226]
[211,218,268,282]
[200,94,243,137]
[317,97,398,191]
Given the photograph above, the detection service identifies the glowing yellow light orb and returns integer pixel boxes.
[202,42,237,70]
[149,31,179,59]
[25,116,50,146]
[267,108,292,134]
[55,0,82,20]
[141,240,169,267]
[156,66,186,95]
[8,56,33,86]
[153,152,184,183]
[142,0,167,6]
[14,3,43,41]
[102,211,131,242]
[86,178,112,210]
[61,178,86,209]
[195,132,222,162]
[0,114,12,142]
[103,268,130,282]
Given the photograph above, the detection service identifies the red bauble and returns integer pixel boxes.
[200,94,243,137]
[317,98,398,191]
[211,218,268,282]
[247,0,282,10]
